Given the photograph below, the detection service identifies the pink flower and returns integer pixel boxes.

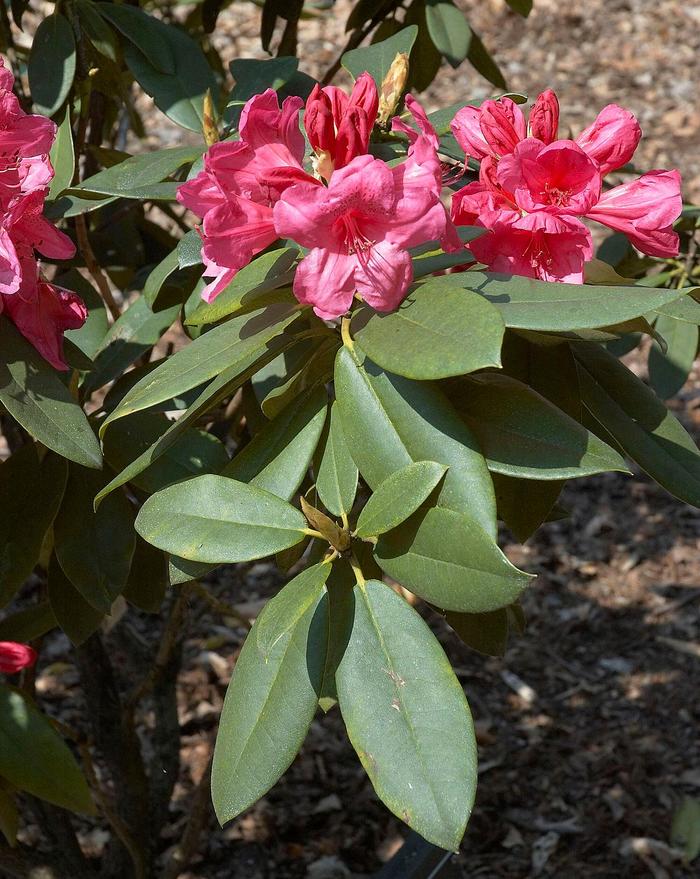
[0,641,37,674]
[304,73,379,180]
[528,89,559,144]
[273,153,448,319]
[1,276,87,370]
[586,170,682,257]
[497,138,601,216]
[177,89,316,300]
[575,104,641,176]
[449,89,682,280]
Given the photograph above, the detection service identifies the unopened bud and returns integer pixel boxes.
[202,90,219,146]
[377,52,409,126]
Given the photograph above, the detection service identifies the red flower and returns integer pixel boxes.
[0,641,37,674]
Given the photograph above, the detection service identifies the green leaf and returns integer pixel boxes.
[97,2,175,73]
[336,580,476,851]
[77,146,202,197]
[0,684,94,814]
[84,297,181,394]
[374,505,532,612]
[342,25,419,88]
[177,229,203,269]
[0,448,67,607]
[318,560,355,711]
[48,555,104,647]
[47,108,75,200]
[102,303,302,429]
[648,315,698,400]
[103,411,229,494]
[355,461,446,538]
[425,0,471,67]
[0,785,18,846]
[671,797,700,864]
[260,338,338,420]
[466,29,506,89]
[316,402,358,518]
[135,475,307,563]
[574,343,700,507]
[256,562,332,658]
[143,250,181,308]
[0,602,57,643]
[185,248,298,326]
[60,271,109,361]
[492,472,564,543]
[228,56,298,102]
[654,292,700,324]
[431,272,687,331]
[223,387,327,500]
[0,318,101,469]
[28,13,76,116]
[446,608,509,657]
[95,344,290,507]
[44,191,117,220]
[334,348,497,537]
[212,575,329,823]
[122,538,168,613]
[109,10,218,131]
[76,0,119,62]
[352,282,504,380]
[457,373,629,479]
[54,466,136,613]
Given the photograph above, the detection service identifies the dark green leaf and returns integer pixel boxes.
[504,0,532,15]
[0,603,57,643]
[102,303,302,428]
[0,448,67,607]
[492,472,564,543]
[60,271,109,361]
[0,318,101,469]
[318,560,355,711]
[374,505,532,612]
[135,475,307,563]
[76,0,119,62]
[104,411,229,494]
[97,2,174,73]
[466,29,506,88]
[355,461,446,538]
[425,0,471,67]
[458,373,628,479]
[48,555,104,646]
[212,573,329,823]
[47,108,75,200]
[223,387,327,500]
[353,282,503,380]
[334,348,497,537]
[316,402,358,518]
[342,25,419,88]
[0,684,94,814]
[28,13,76,116]
[54,467,136,613]
[185,249,298,326]
[0,785,18,846]
[122,538,168,613]
[574,343,700,507]
[260,337,338,420]
[648,315,698,400]
[446,608,509,657]
[336,580,476,850]
[77,146,202,196]
[430,272,687,331]
[654,292,700,324]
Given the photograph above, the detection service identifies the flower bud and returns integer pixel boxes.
[348,71,379,125]
[0,641,37,674]
[529,89,559,144]
[377,52,409,126]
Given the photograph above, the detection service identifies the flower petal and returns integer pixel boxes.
[575,104,641,175]
[292,247,357,320]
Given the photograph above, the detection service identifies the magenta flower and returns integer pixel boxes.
[304,73,379,180]
[0,640,37,674]
[178,89,317,302]
[274,153,449,319]
[450,90,682,282]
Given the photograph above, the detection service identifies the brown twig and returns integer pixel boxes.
[162,751,214,879]
[74,214,121,320]
[191,581,252,630]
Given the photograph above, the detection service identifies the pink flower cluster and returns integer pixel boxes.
[179,77,683,319]
[450,91,682,282]
[0,59,85,370]
[178,75,457,320]
[0,640,36,674]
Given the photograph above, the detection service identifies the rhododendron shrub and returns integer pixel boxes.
[1,4,699,874]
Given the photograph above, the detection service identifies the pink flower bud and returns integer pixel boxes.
[529,89,559,144]
[304,84,335,154]
[0,641,37,674]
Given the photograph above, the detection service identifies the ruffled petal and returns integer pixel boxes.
[575,104,641,175]
[292,247,357,320]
